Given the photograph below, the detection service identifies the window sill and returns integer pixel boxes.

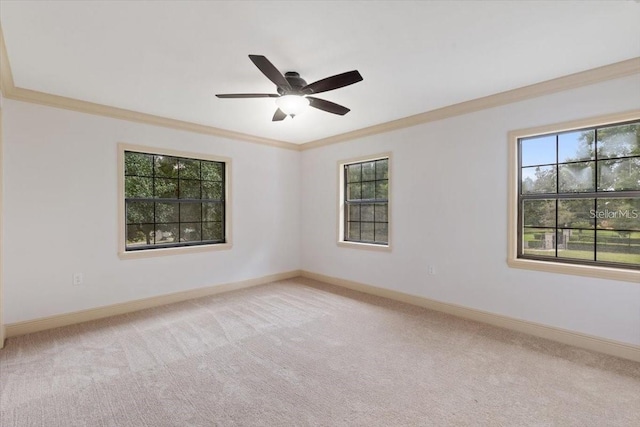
[119,242,232,260]
[337,241,391,252]
[507,257,639,283]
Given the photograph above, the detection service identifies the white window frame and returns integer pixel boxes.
[337,152,392,251]
[118,142,232,259]
[507,111,640,283]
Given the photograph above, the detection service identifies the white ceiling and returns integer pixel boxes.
[1,1,639,144]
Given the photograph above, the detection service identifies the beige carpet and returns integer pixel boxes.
[1,278,639,426]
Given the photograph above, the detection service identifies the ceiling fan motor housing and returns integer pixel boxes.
[278,72,308,95]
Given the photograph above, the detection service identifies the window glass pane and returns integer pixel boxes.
[203,222,223,241]
[376,159,388,180]
[347,183,361,200]
[596,230,640,266]
[375,180,388,200]
[558,229,594,260]
[558,199,595,229]
[155,202,179,224]
[521,135,556,167]
[180,180,201,199]
[347,222,360,240]
[374,203,388,222]
[179,158,200,179]
[125,152,153,176]
[521,165,556,194]
[180,203,201,222]
[375,223,388,244]
[522,200,555,228]
[558,162,595,192]
[362,161,376,181]
[522,227,555,256]
[346,164,361,183]
[154,224,178,245]
[180,223,202,242]
[596,198,640,231]
[597,123,640,159]
[125,176,153,198]
[126,201,153,224]
[343,157,390,246]
[361,182,375,199]
[155,178,178,198]
[558,130,594,162]
[598,157,640,191]
[123,149,227,252]
[361,204,374,222]
[126,224,153,248]
[518,120,639,269]
[361,222,375,242]
[202,161,223,181]
[203,203,223,222]
[202,181,223,200]
[154,155,178,178]
[347,204,360,221]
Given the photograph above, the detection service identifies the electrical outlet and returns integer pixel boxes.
[72,273,84,286]
[428,266,436,275]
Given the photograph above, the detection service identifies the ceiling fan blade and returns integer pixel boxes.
[302,70,363,95]
[307,97,350,115]
[272,108,287,121]
[216,93,279,98]
[249,55,292,92]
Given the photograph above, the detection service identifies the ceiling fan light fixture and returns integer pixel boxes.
[216,55,363,121]
[276,95,309,117]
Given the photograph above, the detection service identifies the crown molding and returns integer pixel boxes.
[0,25,15,96]
[300,57,640,151]
[6,86,300,150]
[0,26,299,151]
[1,24,638,152]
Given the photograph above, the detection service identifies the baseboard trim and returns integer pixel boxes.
[5,270,301,338]
[300,270,640,363]
[5,269,639,362]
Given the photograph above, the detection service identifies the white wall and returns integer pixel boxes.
[3,74,639,347]
[301,74,640,346]
[0,92,5,345]
[3,99,300,323]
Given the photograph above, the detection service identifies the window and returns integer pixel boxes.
[508,112,639,281]
[118,143,231,258]
[338,154,390,249]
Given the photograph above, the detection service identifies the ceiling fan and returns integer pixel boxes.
[216,55,363,121]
